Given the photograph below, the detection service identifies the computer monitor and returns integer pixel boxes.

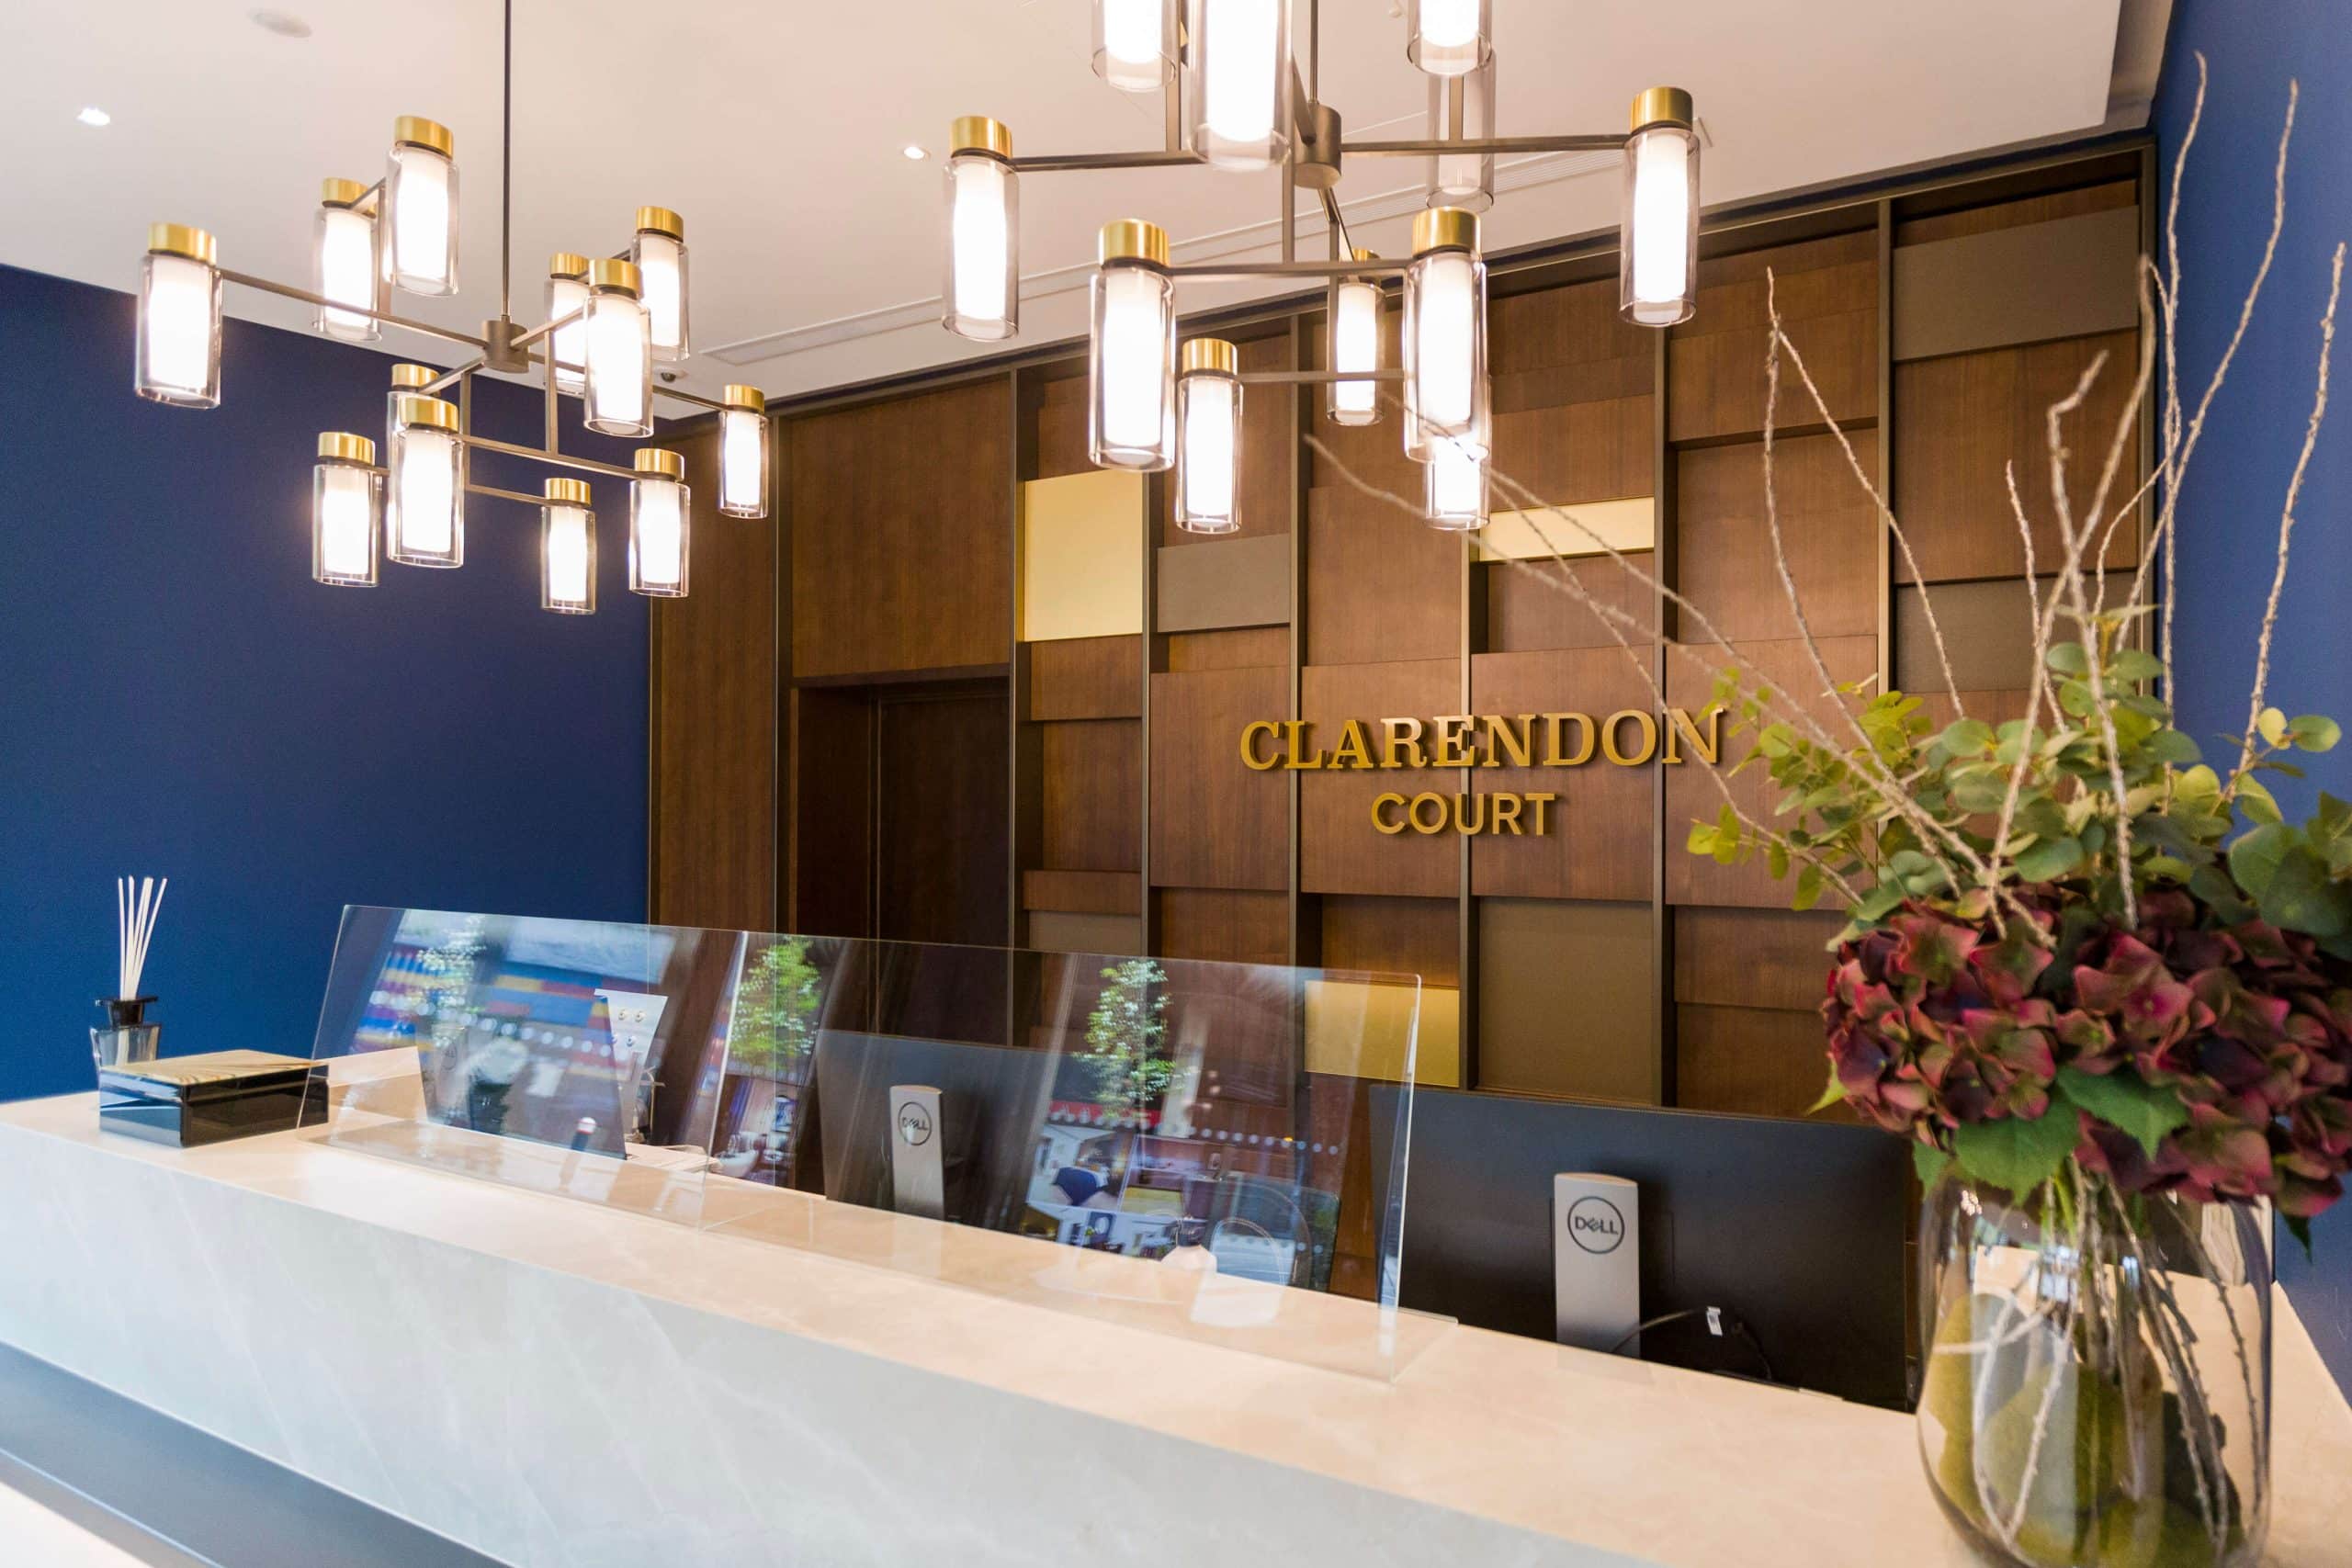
[1373,1088,1910,1407]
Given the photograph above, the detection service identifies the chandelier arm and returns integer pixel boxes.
[510,308,582,351]
[215,268,490,351]
[1008,150,1206,174]
[499,0,514,323]
[1343,133,1630,156]
[466,481,557,508]
[1318,186,1352,261]
[1167,258,1408,283]
[1241,368,1405,387]
[420,358,483,397]
[460,434,637,480]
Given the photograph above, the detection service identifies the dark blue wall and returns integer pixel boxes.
[0,264,648,1103]
[2154,2,2352,1393]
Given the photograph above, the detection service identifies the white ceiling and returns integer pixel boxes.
[3,1,2159,404]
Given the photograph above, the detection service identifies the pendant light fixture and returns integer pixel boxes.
[628,448,691,597]
[1188,0,1293,171]
[134,223,221,409]
[582,259,653,438]
[1407,0,1489,77]
[944,117,1019,342]
[540,479,597,614]
[311,433,382,586]
[1090,220,1177,471]
[313,180,380,343]
[1423,434,1488,531]
[718,385,770,518]
[1622,87,1701,327]
[1327,251,1384,427]
[384,116,458,296]
[1094,0,1176,92]
[546,253,590,395]
[1424,54,1495,213]
[1175,338,1242,534]
[1402,206,1487,460]
[387,393,465,568]
[130,0,730,610]
[631,207,690,361]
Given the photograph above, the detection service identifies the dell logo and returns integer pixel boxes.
[897,1104,933,1147]
[1566,1195,1626,1255]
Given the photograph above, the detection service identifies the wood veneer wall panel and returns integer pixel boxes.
[1299,659,1461,898]
[1894,178,2135,246]
[1892,331,2142,583]
[1148,664,1288,889]
[1167,626,1287,671]
[1484,551,1656,652]
[789,378,1012,678]
[1157,536,1291,632]
[1023,869,1142,915]
[1676,435,1881,644]
[1028,635,1141,720]
[1892,207,2139,361]
[1305,487,1461,666]
[1668,231,1878,444]
[1677,1005,1853,1122]
[1674,907,1846,1012]
[1489,397,1653,507]
[1319,895,1461,985]
[650,425,776,931]
[1491,276,1652,381]
[1035,373,1091,479]
[1157,887,1289,966]
[1040,719,1141,871]
[1476,898,1657,1102]
[1467,649,1656,901]
[1664,634,1877,908]
[789,687,873,937]
[1892,574,2134,693]
[873,689,1008,948]
[1162,333,1294,546]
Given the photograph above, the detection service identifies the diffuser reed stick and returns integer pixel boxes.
[114,874,166,1002]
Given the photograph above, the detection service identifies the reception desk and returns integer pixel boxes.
[0,1095,2346,1567]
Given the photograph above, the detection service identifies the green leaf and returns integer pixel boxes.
[1806,1070,1848,1114]
[1792,863,1825,912]
[2108,648,2165,682]
[1938,717,1997,757]
[2055,1066,2188,1158]
[2190,863,2255,923]
[2290,714,2342,753]
[1853,882,1906,922]
[2284,1213,2314,1263]
[1913,1142,1952,1188]
[2143,728,2203,765]
[2257,844,2352,938]
[2014,836,2084,882]
[2228,821,2295,899]
[2258,707,2289,746]
[1951,1110,2084,1199]
[2047,642,2090,675]
[2238,773,2285,826]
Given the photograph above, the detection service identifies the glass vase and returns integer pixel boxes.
[1918,1165,2271,1568]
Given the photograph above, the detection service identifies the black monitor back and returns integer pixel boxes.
[1374,1088,1910,1407]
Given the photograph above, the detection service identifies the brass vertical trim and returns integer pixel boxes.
[2137,143,2160,678]
[1876,198,1895,695]
[1008,370,1044,955]
[1139,427,1161,954]
[1651,323,1676,1107]
[769,406,787,931]
[1458,528,1486,1089]
[1288,317,1313,972]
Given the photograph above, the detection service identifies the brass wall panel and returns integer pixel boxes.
[1477,898,1657,1102]
[1892,573,2134,693]
[1155,535,1292,633]
[1894,207,2139,362]
[1020,470,1146,642]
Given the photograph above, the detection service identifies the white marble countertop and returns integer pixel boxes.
[0,1094,2344,1567]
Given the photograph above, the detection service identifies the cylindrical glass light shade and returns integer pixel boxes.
[311,433,381,586]
[1620,88,1700,328]
[1402,207,1488,459]
[1187,0,1291,170]
[1088,220,1177,471]
[1424,53,1495,213]
[1326,256,1383,427]
[314,180,379,343]
[386,394,464,568]
[943,118,1019,342]
[546,253,590,396]
[628,448,690,597]
[631,208,689,362]
[1423,434,1488,531]
[1094,0,1175,91]
[718,385,769,519]
[135,223,221,409]
[383,363,436,550]
[582,259,653,438]
[384,116,458,296]
[540,478,597,614]
[1174,338,1242,535]
[1407,0,1489,76]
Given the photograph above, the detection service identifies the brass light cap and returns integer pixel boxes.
[548,251,590,278]
[147,222,217,265]
[950,115,1012,158]
[1351,246,1378,263]
[320,177,371,209]
[1629,86,1694,133]
[635,206,684,240]
[587,257,642,296]
[543,477,593,505]
[1181,337,1238,377]
[1099,219,1170,266]
[316,431,376,465]
[1412,206,1479,256]
[392,115,453,156]
[633,446,686,480]
[721,383,767,412]
[392,393,458,433]
[390,362,437,389]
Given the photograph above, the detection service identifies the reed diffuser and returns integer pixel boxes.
[93,874,167,1074]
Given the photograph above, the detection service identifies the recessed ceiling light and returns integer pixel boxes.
[901,144,929,161]
[76,106,111,128]
[248,8,311,37]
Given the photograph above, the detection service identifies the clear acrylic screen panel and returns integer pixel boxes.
[304,908,1449,1380]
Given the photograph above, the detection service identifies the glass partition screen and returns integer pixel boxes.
[304,908,1443,1378]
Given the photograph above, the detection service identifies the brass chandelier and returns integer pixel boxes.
[941,0,1702,532]
[131,0,771,611]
